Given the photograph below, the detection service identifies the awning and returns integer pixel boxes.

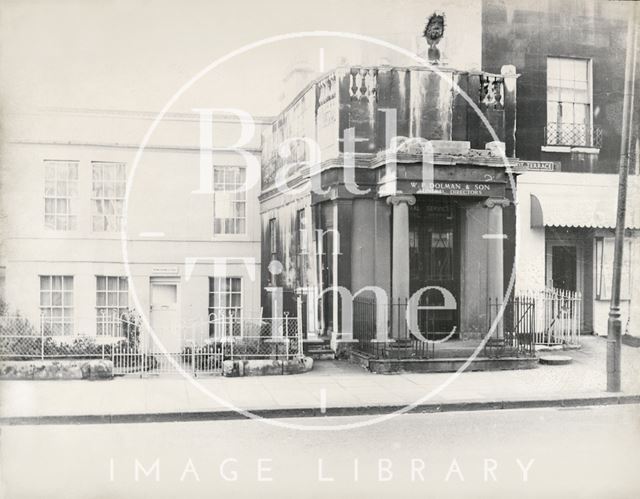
[527,174,640,229]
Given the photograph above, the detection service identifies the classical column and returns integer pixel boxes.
[483,197,510,338]
[387,194,416,339]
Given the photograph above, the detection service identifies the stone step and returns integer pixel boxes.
[307,350,335,360]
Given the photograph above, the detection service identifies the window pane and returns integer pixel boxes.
[559,88,574,103]
[56,199,68,214]
[561,102,574,123]
[45,165,56,180]
[560,59,573,80]
[574,88,589,104]
[52,276,62,290]
[40,276,50,290]
[68,165,78,180]
[56,180,68,196]
[574,59,588,81]
[97,276,106,290]
[230,294,241,307]
[52,292,62,306]
[547,58,559,79]
[574,104,587,125]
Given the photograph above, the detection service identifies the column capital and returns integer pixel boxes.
[386,194,416,207]
[483,197,510,209]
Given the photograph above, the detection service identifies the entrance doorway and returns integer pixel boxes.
[409,197,460,338]
[551,245,578,291]
[149,278,181,352]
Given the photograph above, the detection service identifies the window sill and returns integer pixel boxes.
[541,145,600,155]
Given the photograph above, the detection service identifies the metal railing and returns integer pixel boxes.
[545,122,603,148]
[0,311,305,376]
[209,313,303,360]
[0,315,127,360]
[487,295,536,356]
[538,288,582,346]
[488,287,582,349]
[351,298,435,359]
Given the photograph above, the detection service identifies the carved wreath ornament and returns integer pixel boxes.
[423,12,445,64]
[423,13,445,47]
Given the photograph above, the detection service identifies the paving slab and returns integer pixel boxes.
[1,336,639,422]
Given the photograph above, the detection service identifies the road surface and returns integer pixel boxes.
[1,404,639,498]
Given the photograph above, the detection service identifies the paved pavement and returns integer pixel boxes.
[1,336,639,420]
[2,405,639,498]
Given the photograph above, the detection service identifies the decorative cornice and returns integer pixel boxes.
[8,139,261,154]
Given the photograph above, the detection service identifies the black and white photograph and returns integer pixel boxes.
[0,0,639,497]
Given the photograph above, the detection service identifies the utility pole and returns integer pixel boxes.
[607,2,638,392]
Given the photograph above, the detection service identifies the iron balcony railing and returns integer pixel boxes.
[545,122,603,148]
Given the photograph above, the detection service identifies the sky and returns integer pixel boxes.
[0,0,483,117]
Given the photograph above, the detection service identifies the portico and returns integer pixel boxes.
[259,63,520,352]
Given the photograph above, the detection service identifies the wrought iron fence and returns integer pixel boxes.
[0,311,304,376]
[0,315,127,360]
[537,288,582,346]
[545,122,603,148]
[487,295,536,356]
[351,298,435,359]
[488,287,582,351]
[208,313,303,361]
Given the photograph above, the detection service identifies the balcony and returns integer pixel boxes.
[545,122,603,148]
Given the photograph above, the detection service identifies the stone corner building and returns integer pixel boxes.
[259,63,519,343]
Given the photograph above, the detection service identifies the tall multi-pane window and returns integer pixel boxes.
[296,208,308,255]
[44,161,78,230]
[40,276,74,335]
[208,277,242,336]
[547,57,591,146]
[96,276,128,335]
[92,162,126,231]
[295,209,308,284]
[269,218,277,255]
[213,166,246,235]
